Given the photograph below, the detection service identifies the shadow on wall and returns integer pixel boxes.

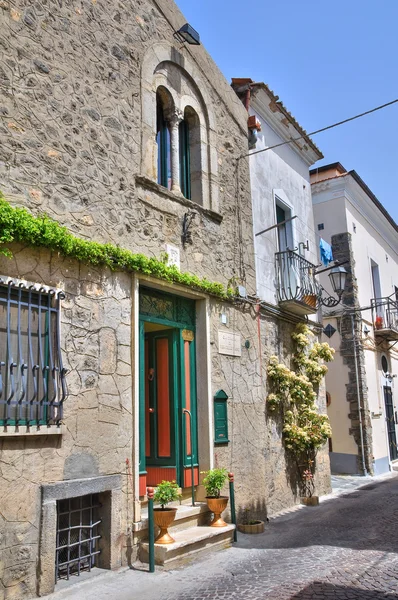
[236,497,268,524]
[291,581,398,599]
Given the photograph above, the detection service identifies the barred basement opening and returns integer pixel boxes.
[56,494,102,581]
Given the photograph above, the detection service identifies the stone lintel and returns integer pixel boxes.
[42,474,122,502]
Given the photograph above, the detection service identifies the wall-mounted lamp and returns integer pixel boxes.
[363,325,370,336]
[319,265,348,308]
[174,23,201,46]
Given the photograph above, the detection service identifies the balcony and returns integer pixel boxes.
[371,297,398,341]
[275,250,321,316]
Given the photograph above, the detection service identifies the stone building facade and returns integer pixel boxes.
[0,1,331,598]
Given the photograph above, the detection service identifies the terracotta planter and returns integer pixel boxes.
[153,507,177,544]
[302,294,317,308]
[237,520,265,534]
[301,496,319,506]
[206,496,229,527]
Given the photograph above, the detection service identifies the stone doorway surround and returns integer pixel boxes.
[38,474,122,596]
[132,276,214,523]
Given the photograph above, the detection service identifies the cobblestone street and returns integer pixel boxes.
[49,473,398,600]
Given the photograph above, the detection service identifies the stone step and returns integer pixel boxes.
[133,502,211,534]
[139,524,235,567]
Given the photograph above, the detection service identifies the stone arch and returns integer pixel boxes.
[141,43,218,211]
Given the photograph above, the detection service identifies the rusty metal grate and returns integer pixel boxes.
[55,494,102,582]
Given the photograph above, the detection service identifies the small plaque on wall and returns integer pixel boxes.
[218,331,241,357]
[165,244,180,269]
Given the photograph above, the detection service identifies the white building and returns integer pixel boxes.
[231,79,323,313]
[311,163,398,475]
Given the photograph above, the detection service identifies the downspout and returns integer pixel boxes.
[351,313,368,476]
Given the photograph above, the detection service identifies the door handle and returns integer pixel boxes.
[149,408,155,414]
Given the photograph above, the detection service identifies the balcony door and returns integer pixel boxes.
[276,203,294,252]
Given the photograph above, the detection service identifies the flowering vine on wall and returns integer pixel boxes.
[267,323,334,497]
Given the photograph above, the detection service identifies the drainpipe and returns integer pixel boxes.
[351,313,368,476]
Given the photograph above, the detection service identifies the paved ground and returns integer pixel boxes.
[48,472,398,600]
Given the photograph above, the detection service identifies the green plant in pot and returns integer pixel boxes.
[153,480,180,544]
[201,468,229,527]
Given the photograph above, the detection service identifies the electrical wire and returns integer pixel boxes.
[240,98,398,159]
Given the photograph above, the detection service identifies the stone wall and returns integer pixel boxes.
[0,245,133,599]
[213,304,331,521]
[0,0,255,293]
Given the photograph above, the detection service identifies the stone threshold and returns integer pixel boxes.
[140,524,235,567]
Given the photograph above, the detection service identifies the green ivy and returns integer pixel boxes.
[0,194,230,298]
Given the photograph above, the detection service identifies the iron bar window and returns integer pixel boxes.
[56,494,102,581]
[0,278,67,427]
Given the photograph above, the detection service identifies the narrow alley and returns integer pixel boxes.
[47,474,398,600]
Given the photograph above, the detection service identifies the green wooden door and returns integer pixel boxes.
[139,288,198,489]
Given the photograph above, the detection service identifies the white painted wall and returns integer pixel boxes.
[312,173,398,473]
[249,96,320,305]
[322,317,357,455]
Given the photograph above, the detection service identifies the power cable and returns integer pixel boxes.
[240,98,398,159]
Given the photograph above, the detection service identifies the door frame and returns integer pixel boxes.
[383,385,398,462]
[138,287,199,490]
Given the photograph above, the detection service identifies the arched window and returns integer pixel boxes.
[179,107,202,204]
[156,89,172,190]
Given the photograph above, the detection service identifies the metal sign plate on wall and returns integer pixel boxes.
[218,331,241,357]
[182,329,195,342]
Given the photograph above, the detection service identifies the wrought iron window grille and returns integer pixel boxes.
[0,278,67,427]
[56,494,102,581]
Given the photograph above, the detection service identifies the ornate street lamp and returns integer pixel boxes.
[319,265,348,307]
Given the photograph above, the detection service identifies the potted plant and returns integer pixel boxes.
[201,468,229,527]
[237,506,265,534]
[299,460,319,506]
[153,480,180,544]
[375,315,384,330]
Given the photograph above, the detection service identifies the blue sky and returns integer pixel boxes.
[176,0,398,223]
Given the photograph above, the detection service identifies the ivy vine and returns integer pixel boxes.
[0,194,230,299]
[267,323,334,497]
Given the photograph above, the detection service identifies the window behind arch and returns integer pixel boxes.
[156,90,171,190]
[179,119,191,199]
[180,107,202,205]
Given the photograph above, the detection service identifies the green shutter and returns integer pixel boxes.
[214,389,229,444]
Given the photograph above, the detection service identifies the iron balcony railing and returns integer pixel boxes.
[371,296,398,333]
[0,278,68,427]
[275,250,321,307]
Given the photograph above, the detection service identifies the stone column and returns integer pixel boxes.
[168,108,183,195]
